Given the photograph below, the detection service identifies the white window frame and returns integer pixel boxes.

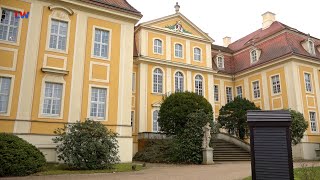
[250,49,258,63]
[193,47,201,61]
[41,82,63,116]
[214,85,219,102]
[174,43,184,59]
[308,39,316,55]
[152,67,165,94]
[152,109,160,132]
[131,110,135,132]
[153,38,163,55]
[91,26,112,60]
[0,74,14,116]
[304,72,313,93]
[0,6,23,46]
[270,74,281,95]
[226,86,233,103]
[309,111,318,133]
[216,55,224,69]
[132,72,136,93]
[194,74,204,96]
[87,84,109,121]
[38,75,66,119]
[174,71,184,92]
[236,86,243,98]
[252,81,261,99]
[45,10,71,54]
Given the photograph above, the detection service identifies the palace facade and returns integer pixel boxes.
[1,0,319,161]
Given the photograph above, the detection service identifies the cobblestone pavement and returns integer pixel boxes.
[3,161,320,180]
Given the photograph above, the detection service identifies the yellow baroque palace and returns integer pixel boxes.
[1,0,320,161]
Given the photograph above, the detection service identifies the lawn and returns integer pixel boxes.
[34,163,143,176]
[243,166,320,180]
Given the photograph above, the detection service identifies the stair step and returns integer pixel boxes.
[211,138,251,161]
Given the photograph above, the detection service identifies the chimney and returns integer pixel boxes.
[262,11,276,30]
[223,36,231,47]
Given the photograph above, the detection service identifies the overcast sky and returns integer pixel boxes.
[127,0,320,46]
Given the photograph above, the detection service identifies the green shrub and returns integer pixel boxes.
[159,92,213,135]
[53,120,120,170]
[289,109,308,145]
[0,133,46,177]
[218,97,260,139]
[133,139,172,163]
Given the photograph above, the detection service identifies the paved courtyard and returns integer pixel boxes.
[3,161,320,180]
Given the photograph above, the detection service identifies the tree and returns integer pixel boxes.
[218,97,260,139]
[0,133,46,177]
[53,120,120,170]
[158,92,213,135]
[289,109,308,145]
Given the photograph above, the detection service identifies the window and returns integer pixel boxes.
[153,39,162,54]
[304,73,312,92]
[175,43,183,58]
[0,77,11,113]
[49,19,68,51]
[251,50,257,63]
[194,48,201,61]
[153,68,163,93]
[93,28,110,58]
[131,111,134,131]
[308,40,316,55]
[309,112,317,132]
[195,75,203,96]
[174,71,184,92]
[271,75,281,94]
[90,87,107,119]
[226,87,233,103]
[214,85,219,101]
[236,86,243,98]
[132,73,136,93]
[153,110,160,132]
[252,81,260,99]
[0,8,19,42]
[217,56,224,69]
[42,82,63,116]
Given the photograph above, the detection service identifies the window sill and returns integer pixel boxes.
[41,67,69,75]
[151,92,165,96]
[39,114,63,119]
[46,48,68,55]
[91,55,110,61]
[0,112,10,117]
[0,39,19,46]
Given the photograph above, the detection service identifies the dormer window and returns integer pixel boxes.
[216,56,224,69]
[308,39,315,55]
[251,50,257,63]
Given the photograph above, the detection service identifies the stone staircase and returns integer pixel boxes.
[212,138,251,161]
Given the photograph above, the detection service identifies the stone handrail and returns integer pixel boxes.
[215,132,251,152]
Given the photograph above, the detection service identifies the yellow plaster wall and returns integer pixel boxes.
[299,65,319,135]
[248,74,264,109]
[80,17,121,127]
[132,65,138,142]
[91,64,108,81]
[266,67,288,110]
[46,57,65,69]
[190,41,207,67]
[0,0,30,128]
[147,32,166,60]
[171,37,186,63]
[0,50,14,68]
[30,7,77,134]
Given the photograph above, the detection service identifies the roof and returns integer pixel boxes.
[212,21,320,75]
[79,0,142,17]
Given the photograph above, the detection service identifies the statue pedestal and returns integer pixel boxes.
[202,148,214,165]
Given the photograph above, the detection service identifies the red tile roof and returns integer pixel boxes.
[79,0,142,17]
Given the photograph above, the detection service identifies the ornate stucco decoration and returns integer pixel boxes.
[165,21,192,34]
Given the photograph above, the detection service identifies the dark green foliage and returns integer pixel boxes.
[158,92,213,135]
[289,109,308,145]
[52,120,120,170]
[0,133,46,177]
[218,97,260,139]
[133,139,172,163]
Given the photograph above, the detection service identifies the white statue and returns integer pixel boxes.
[202,122,212,149]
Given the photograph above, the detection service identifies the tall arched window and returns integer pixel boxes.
[175,43,183,58]
[153,110,159,132]
[153,39,162,54]
[175,71,184,92]
[153,68,163,93]
[195,75,203,96]
[194,48,201,61]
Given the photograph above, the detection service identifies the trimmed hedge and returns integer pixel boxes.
[0,133,46,177]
